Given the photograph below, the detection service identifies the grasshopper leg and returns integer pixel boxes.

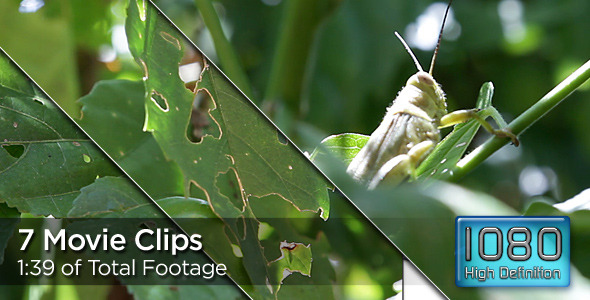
[368,140,435,189]
[440,108,519,146]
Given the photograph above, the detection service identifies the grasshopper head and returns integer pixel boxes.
[407,72,444,99]
[394,0,453,121]
[409,71,435,87]
[406,71,447,119]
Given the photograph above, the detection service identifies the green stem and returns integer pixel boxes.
[450,59,590,181]
[263,0,341,118]
[194,0,253,98]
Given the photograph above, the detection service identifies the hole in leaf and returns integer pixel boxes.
[82,154,92,163]
[179,62,202,84]
[2,145,25,158]
[150,90,169,112]
[180,48,204,87]
[187,92,220,142]
[258,222,275,240]
[277,131,288,145]
[231,244,243,257]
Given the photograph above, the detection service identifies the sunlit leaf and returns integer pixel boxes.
[269,241,312,285]
[416,82,495,180]
[310,133,369,165]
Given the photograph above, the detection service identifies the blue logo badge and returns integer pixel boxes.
[456,216,570,287]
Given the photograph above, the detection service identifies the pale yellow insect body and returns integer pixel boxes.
[347,71,447,189]
[346,1,517,189]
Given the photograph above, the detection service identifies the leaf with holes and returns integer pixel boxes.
[126,0,329,220]
[0,54,119,217]
[269,241,312,285]
[125,1,331,296]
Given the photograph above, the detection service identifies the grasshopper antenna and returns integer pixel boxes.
[429,0,453,75]
[394,31,424,72]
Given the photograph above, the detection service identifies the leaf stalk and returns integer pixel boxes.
[193,0,253,98]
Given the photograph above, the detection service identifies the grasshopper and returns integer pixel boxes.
[346,0,518,189]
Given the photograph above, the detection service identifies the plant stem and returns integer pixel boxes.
[450,59,590,181]
[263,0,341,118]
[193,0,253,98]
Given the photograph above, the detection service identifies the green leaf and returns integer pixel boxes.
[269,241,312,285]
[273,232,335,299]
[416,82,495,180]
[67,176,158,218]
[0,54,119,217]
[67,176,211,218]
[66,175,244,292]
[524,193,590,279]
[127,285,246,300]
[0,52,39,97]
[309,133,369,165]
[0,203,19,264]
[249,195,336,297]
[206,64,330,217]
[0,202,19,218]
[78,80,184,198]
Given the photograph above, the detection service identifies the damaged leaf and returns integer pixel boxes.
[269,241,313,285]
[125,1,333,296]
